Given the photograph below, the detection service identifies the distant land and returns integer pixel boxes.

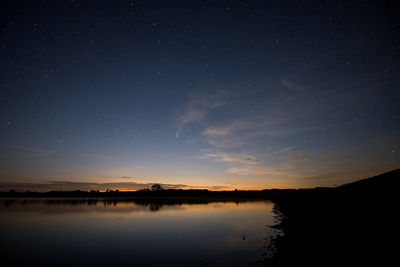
[1,169,399,199]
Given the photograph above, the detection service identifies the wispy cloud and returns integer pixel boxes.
[202,116,315,148]
[225,165,292,176]
[175,81,321,182]
[203,119,278,137]
[176,91,225,138]
[281,79,305,94]
[201,150,300,176]
[202,120,273,148]
[203,152,265,165]
[22,146,54,156]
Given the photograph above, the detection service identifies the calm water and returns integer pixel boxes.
[0,199,280,267]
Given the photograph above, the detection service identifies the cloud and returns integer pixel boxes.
[203,152,265,165]
[203,119,276,137]
[202,120,272,148]
[293,151,310,162]
[176,91,225,138]
[201,147,311,177]
[202,116,315,148]
[281,79,305,94]
[26,148,54,154]
[176,81,316,148]
[202,150,296,176]
[20,146,55,157]
[225,166,291,176]
[174,81,319,180]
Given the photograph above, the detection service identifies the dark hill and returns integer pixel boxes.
[337,168,400,194]
[268,169,400,266]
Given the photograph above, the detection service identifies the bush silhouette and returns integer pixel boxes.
[151,184,164,191]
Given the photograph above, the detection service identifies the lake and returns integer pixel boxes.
[0,199,280,266]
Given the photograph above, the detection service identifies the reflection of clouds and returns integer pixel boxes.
[0,200,280,262]
[0,199,187,214]
[0,200,275,216]
[0,200,273,215]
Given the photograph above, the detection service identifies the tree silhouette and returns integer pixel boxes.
[151,184,164,191]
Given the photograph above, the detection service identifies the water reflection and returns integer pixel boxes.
[0,199,280,267]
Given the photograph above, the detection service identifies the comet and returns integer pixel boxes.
[175,127,181,138]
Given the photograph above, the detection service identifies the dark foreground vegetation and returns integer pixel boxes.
[1,169,399,265]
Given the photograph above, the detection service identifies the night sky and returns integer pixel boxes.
[0,0,399,191]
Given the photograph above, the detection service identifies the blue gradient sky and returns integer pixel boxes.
[0,1,399,190]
